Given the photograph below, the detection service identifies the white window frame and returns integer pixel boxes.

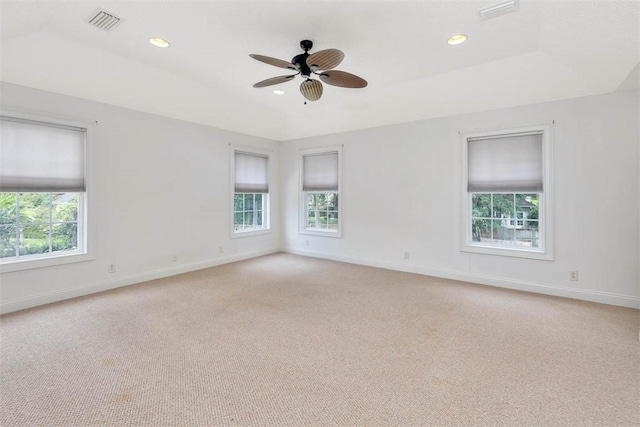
[0,109,95,273]
[299,145,343,238]
[460,123,554,261]
[229,145,271,238]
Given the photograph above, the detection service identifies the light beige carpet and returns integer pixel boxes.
[1,253,638,426]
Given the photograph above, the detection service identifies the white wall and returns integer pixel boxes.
[281,90,640,308]
[2,83,638,312]
[0,82,281,313]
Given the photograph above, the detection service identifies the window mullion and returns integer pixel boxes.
[492,193,497,243]
[241,194,245,230]
[48,193,53,253]
[14,193,20,257]
[253,194,257,226]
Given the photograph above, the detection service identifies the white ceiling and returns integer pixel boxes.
[1,0,638,141]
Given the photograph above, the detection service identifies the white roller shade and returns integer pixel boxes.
[234,151,268,193]
[468,132,543,192]
[303,151,338,192]
[0,116,86,192]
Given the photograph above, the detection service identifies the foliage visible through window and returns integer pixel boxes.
[306,192,338,231]
[234,193,265,231]
[471,193,539,248]
[0,193,79,259]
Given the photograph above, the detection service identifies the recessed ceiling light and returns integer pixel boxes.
[273,90,285,95]
[447,34,468,45]
[149,38,170,48]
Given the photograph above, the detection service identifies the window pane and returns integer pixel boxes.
[492,219,506,243]
[307,194,316,210]
[255,194,263,210]
[244,211,254,226]
[319,210,328,228]
[492,194,514,219]
[0,193,17,225]
[244,194,254,211]
[0,225,17,258]
[328,212,338,230]
[52,193,78,222]
[327,193,338,210]
[52,223,77,251]
[472,218,490,242]
[307,211,316,228]
[317,194,327,210]
[515,225,539,248]
[234,212,243,227]
[517,193,539,220]
[234,194,244,212]
[471,194,491,218]
[256,211,263,226]
[19,224,50,255]
[19,193,50,224]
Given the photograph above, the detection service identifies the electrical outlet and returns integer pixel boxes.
[404,251,410,260]
[108,264,116,274]
[171,255,177,262]
[305,240,310,246]
[218,246,224,254]
[569,271,578,281]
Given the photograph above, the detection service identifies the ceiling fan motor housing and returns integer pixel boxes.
[292,52,312,78]
[293,40,314,77]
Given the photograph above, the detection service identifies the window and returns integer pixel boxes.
[300,146,342,237]
[234,193,265,231]
[1,193,80,258]
[470,193,539,247]
[232,149,269,235]
[461,124,553,260]
[306,192,339,231]
[0,114,92,271]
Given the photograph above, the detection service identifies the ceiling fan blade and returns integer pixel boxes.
[300,79,323,101]
[319,70,368,88]
[306,49,344,71]
[249,54,297,70]
[252,75,297,88]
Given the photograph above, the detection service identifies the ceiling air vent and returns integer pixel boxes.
[85,8,122,31]
[478,0,519,21]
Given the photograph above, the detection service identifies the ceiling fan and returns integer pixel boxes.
[250,40,367,102]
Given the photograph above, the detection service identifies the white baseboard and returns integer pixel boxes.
[4,247,637,314]
[1,248,280,314]
[284,248,640,309]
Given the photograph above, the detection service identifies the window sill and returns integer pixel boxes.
[231,228,271,239]
[0,251,95,273]
[461,243,553,261]
[299,228,342,238]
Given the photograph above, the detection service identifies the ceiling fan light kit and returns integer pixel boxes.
[250,40,367,103]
